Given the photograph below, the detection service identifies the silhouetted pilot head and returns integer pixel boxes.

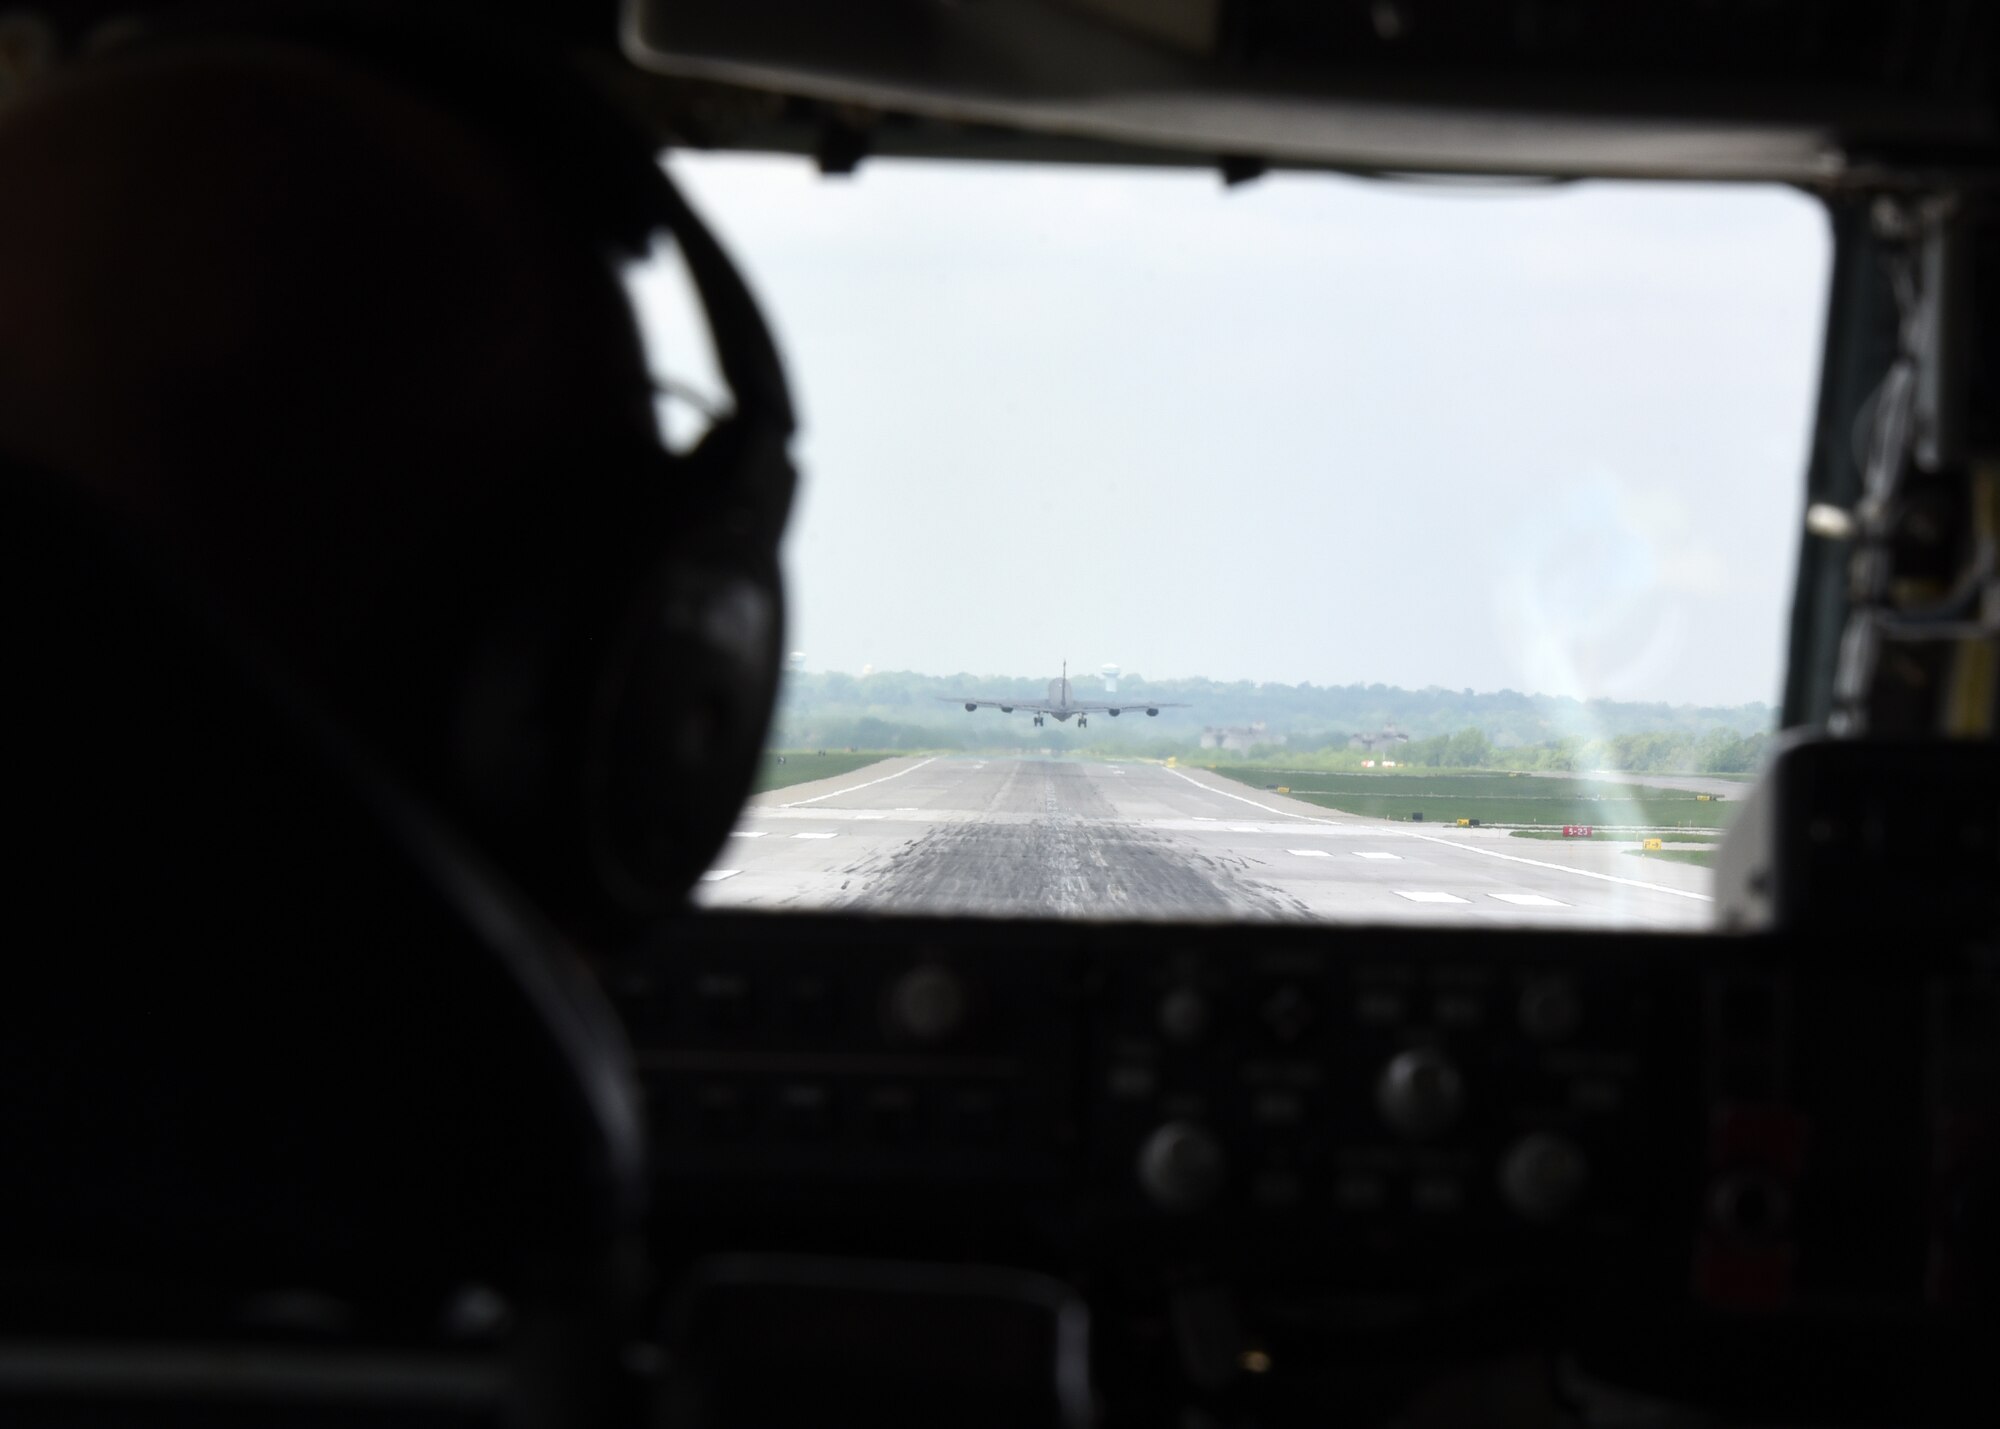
[0,12,796,942]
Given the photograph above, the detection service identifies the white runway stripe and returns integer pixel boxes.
[1288,849,1331,857]
[728,831,767,838]
[1491,893,1567,907]
[1396,890,1469,904]
[792,832,838,840]
[699,869,740,882]
[779,757,938,808]
[1354,851,1400,860]
[1399,832,1712,901]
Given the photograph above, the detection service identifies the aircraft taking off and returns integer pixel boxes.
[943,663,1186,729]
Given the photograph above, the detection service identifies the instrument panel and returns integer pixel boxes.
[611,912,1995,1423]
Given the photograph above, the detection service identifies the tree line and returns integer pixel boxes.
[766,717,1772,775]
[777,668,1772,746]
[1236,727,1771,774]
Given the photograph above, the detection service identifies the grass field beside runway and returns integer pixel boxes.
[1628,847,1718,867]
[754,750,894,793]
[1207,766,1736,830]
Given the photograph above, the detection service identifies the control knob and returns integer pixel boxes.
[1519,976,1582,1041]
[884,964,969,1043]
[1500,1133,1589,1222]
[1137,1121,1226,1213]
[1158,987,1210,1045]
[1376,1047,1464,1138]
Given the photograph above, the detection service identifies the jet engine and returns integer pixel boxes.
[1108,709,1121,717]
[964,703,977,712]
[1146,708,1160,716]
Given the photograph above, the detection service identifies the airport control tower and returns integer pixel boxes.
[1101,663,1119,694]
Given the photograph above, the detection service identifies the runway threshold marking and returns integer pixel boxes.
[1161,767,1711,903]
[779,757,938,809]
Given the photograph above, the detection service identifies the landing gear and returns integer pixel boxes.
[1033,715,1044,728]
[1078,716,1088,729]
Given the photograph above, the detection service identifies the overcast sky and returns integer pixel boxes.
[631,155,1830,708]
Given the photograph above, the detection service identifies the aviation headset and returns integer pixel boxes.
[83,5,800,940]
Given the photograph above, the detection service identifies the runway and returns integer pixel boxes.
[696,757,1716,929]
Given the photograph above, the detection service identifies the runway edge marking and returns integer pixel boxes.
[778,757,939,809]
[1162,766,1712,904]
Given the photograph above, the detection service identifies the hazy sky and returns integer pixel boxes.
[631,155,1830,708]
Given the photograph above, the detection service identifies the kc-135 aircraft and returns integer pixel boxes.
[942,662,1186,729]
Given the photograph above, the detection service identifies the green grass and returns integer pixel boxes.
[754,750,893,793]
[1509,828,1724,843]
[1209,766,1736,830]
[1626,847,1717,868]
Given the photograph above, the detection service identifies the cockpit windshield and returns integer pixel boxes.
[630,155,1830,929]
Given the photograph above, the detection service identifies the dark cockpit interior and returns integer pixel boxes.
[1,3,1996,1426]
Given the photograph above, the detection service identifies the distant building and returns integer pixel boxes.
[1199,721,1284,752]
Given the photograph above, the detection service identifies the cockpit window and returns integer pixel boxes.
[633,155,1829,928]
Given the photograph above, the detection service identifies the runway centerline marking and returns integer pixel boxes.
[1288,849,1332,858]
[779,757,938,808]
[728,831,767,839]
[792,832,838,840]
[1492,893,1567,907]
[700,869,740,882]
[1354,851,1400,860]
[1397,890,1469,904]
[1162,767,1710,902]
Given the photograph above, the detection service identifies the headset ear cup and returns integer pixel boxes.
[586,522,784,921]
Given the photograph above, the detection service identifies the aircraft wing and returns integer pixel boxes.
[1067,701,1188,712]
[939,697,1062,712]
